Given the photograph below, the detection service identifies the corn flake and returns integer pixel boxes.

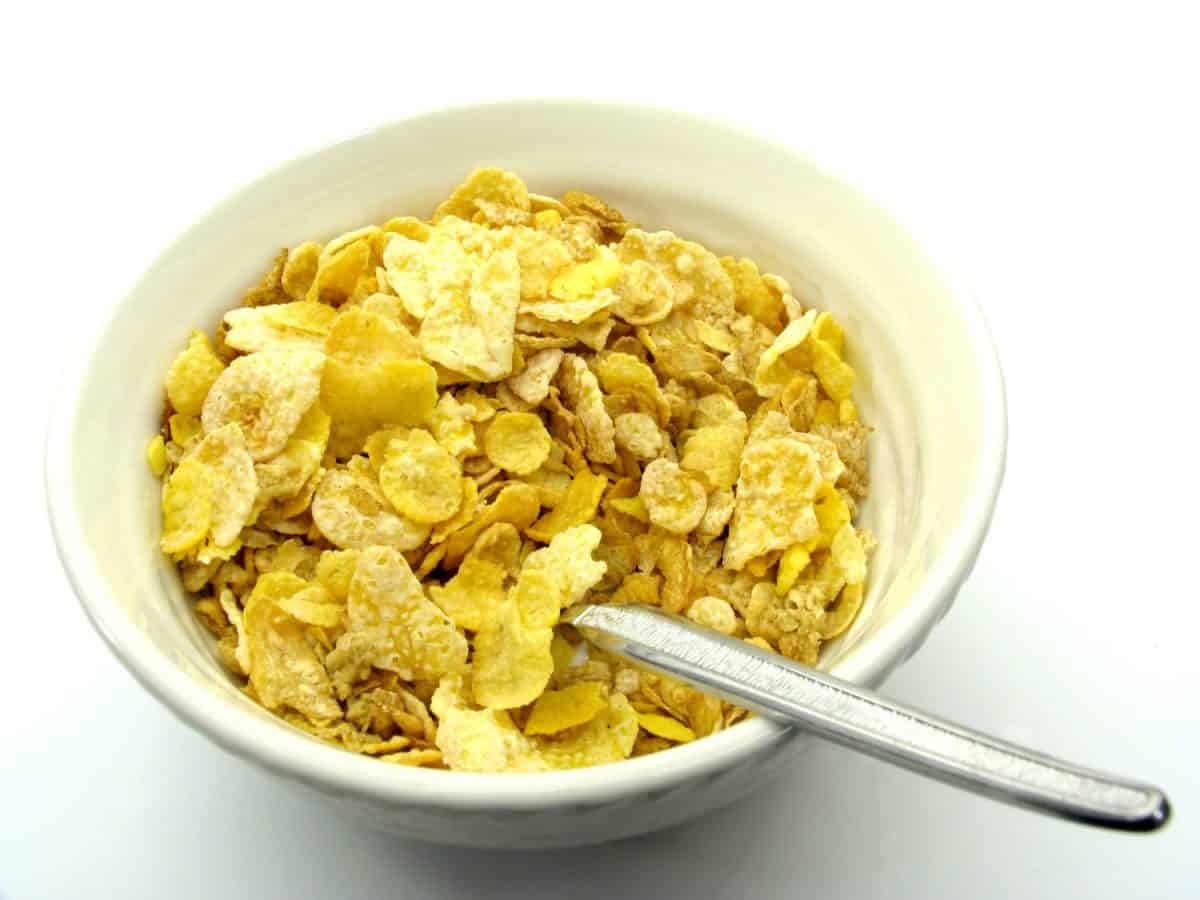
[166,331,226,417]
[243,572,341,722]
[483,412,552,475]
[558,354,616,464]
[525,469,606,544]
[201,348,324,461]
[640,459,707,535]
[524,682,608,735]
[328,546,467,685]
[311,463,430,551]
[379,429,464,524]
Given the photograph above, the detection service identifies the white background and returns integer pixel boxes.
[4,2,1198,897]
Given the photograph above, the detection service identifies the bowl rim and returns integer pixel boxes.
[45,98,1007,810]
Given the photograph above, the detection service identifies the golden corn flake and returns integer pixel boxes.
[223,301,337,353]
[146,434,167,477]
[822,581,864,639]
[315,549,358,602]
[311,464,430,551]
[520,524,607,614]
[433,677,638,772]
[168,413,202,446]
[686,595,739,636]
[152,169,872,772]
[558,354,616,464]
[441,481,541,568]
[754,309,816,398]
[525,469,606,543]
[472,594,554,709]
[379,430,463,524]
[611,412,661,460]
[428,393,478,457]
[483,412,551,475]
[244,572,341,722]
[329,545,467,683]
[595,351,670,424]
[433,167,531,227]
[253,403,330,507]
[640,459,707,535]
[201,348,324,461]
[306,230,373,306]
[505,347,564,405]
[616,229,735,329]
[722,256,785,331]
[724,435,823,571]
[637,711,697,743]
[679,424,745,491]
[428,477,479,545]
[831,522,867,585]
[165,330,226,417]
[160,423,257,556]
[524,682,609,735]
[428,556,507,632]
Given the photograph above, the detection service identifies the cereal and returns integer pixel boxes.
[327,545,467,686]
[243,573,341,721]
[166,330,226,417]
[223,301,338,353]
[201,348,324,461]
[379,430,464,524]
[524,683,609,735]
[505,348,563,405]
[640,459,707,535]
[558,354,617,464]
[483,412,552,475]
[150,169,872,772]
[311,463,430,551]
[525,469,606,543]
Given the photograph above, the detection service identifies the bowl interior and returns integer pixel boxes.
[50,101,1001,796]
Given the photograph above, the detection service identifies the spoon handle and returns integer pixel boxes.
[566,603,1169,832]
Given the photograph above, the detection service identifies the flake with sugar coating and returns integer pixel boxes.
[679,424,745,491]
[327,545,467,687]
[253,403,330,507]
[613,412,662,460]
[558,354,616,464]
[434,168,531,226]
[472,594,554,709]
[201,348,324,461]
[441,482,542,568]
[420,249,521,381]
[754,309,817,398]
[506,348,563,405]
[616,229,735,329]
[311,462,430,550]
[686,595,738,635]
[428,556,508,632]
[433,676,637,771]
[724,437,823,570]
[519,523,607,615]
[243,572,341,722]
[223,301,337,353]
[640,459,707,535]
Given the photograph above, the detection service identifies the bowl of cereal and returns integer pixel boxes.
[47,100,1006,849]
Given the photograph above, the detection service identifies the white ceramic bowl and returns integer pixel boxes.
[46,100,1006,849]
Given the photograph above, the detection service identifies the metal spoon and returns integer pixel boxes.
[564,603,1170,832]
